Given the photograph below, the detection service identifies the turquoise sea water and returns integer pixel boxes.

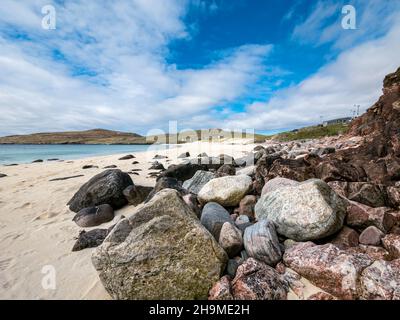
[0,144,168,165]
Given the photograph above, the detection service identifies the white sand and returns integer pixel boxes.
[0,140,257,300]
[0,139,325,300]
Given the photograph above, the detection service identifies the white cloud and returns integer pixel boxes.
[0,0,271,136]
[224,21,400,131]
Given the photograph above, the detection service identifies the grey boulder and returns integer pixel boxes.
[68,169,133,212]
[198,175,253,207]
[200,202,232,240]
[92,189,227,300]
[255,179,347,241]
[182,170,215,195]
[243,219,282,266]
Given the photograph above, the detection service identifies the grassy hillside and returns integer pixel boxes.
[0,129,149,145]
[266,123,349,142]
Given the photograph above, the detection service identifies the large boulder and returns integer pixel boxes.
[261,177,299,196]
[200,202,232,240]
[68,169,133,212]
[283,242,372,300]
[92,189,227,300]
[358,259,400,300]
[243,220,282,266]
[255,179,347,241]
[231,258,288,300]
[182,171,215,195]
[198,175,253,207]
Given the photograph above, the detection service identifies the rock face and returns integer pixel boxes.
[198,175,253,207]
[218,222,243,258]
[182,171,215,195]
[68,170,133,212]
[123,185,153,206]
[358,259,400,300]
[283,242,372,300]
[346,201,395,232]
[255,179,347,241]
[231,258,288,300]
[92,189,227,300]
[72,204,114,227]
[200,202,232,240]
[261,177,299,196]
[243,220,282,266]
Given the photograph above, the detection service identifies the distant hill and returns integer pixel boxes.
[0,129,150,145]
[0,128,269,145]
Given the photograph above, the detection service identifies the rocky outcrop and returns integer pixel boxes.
[68,169,133,212]
[198,175,253,207]
[92,189,227,300]
[283,242,372,300]
[382,234,400,259]
[255,179,346,241]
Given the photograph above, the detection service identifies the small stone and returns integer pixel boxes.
[359,226,384,246]
[72,204,114,228]
[236,195,257,220]
[226,259,240,278]
[118,154,135,160]
[331,226,359,249]
[219,222,243,258]
[200,202,232,240]
[236,215,250,225]
[243,219,282,266]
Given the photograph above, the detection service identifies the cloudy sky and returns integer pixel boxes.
[0,0,399,136]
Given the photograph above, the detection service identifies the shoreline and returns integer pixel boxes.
[0,140,256,299]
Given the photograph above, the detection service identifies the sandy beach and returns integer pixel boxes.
[0,140,260,300]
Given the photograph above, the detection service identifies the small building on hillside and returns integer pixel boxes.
[323,117,352,127]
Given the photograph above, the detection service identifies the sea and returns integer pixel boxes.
[0,144,172,165]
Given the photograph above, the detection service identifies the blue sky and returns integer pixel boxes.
[0,0,400,136]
